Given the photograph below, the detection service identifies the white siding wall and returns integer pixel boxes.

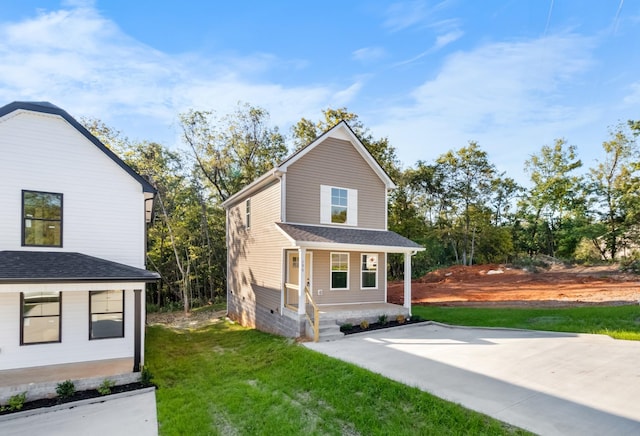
[0,287,140,371]
[0,111,146,268]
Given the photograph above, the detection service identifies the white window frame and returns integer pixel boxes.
[320,185,357,226]
[330,252,349,290]
[361,253,378,289]
[245,198,251,229]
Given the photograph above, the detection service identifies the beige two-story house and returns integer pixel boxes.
[223,121,423,341]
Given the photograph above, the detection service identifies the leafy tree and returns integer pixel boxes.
[519,139,583,257]
[180,103,287,202]
[588,124,638,259]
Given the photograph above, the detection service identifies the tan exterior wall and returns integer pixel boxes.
[309,251,386,305]
[285,137,387,229]
[227,179,289,325]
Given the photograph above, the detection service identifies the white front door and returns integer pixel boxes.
[286,251,312,306]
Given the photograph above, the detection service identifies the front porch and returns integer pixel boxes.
[315,302,409,325]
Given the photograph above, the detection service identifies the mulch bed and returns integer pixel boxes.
[0,382,151,416]
[340,317,426,335]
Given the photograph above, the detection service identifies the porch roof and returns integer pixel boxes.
[276,223,424,253]
[0,251,160,283]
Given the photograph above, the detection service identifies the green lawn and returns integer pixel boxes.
[146,322,529,436]
[412,304,640,341]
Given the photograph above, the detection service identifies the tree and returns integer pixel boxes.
[180,103,287,202]
[434,142,496,265]
[588,124,638,259]
[520,139,583,257]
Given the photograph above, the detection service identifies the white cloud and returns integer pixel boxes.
[352,47,386,62]
[374,34,600,181]
[383,1,428,32]
[623,82,640,106]
[433,30,463,50]
[0,5,340,144]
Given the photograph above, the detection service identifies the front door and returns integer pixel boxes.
[286,251,312,306]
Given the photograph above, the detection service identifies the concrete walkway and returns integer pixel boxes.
[0,388,157,436]
[305,322,640,436]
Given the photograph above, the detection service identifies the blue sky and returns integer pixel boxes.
[1,0,638,184]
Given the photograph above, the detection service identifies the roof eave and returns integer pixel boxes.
[287,240,424,253]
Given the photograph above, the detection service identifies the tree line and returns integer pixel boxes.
[83,106,640,310]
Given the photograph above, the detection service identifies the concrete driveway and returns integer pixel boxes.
[305,322,640,436]
[0,388,157,436]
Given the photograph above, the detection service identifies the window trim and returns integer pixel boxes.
[361,253,378,289]
[21,190,63,247]
[320,185,358,226]
[20,291,62,346]
[330,252,349,290]
[89,290,125,340]
[245,198,251,229]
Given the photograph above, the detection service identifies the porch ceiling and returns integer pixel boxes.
[276,223,424,253]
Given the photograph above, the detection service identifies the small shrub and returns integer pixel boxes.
[56,380,76,399]
[340,323,353,332]
[141,366,154,386]
[378,314,389,325]
[360,320,369,329]
[4,392,27,411]
[396,314,406,324]
[98,379,116,396]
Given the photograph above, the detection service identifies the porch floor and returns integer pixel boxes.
[0,357,133,391]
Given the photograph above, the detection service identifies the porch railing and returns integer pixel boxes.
[305,285,319,342]
[283,282,299,310]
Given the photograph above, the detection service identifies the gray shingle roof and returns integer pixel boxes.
[276,223,422,251]
[0,251,160,283]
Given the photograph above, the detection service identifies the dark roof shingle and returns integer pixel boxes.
[276,223,422,251]
[0,251,160,282]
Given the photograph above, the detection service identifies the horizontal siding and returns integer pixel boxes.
[227,180,288,316]
[286,138,386,229]
[310,250,385,305]
[0,288,141,371]
[0,111,146,267]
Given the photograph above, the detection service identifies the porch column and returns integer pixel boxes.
[298,247,306,315]
[403,251,412,315]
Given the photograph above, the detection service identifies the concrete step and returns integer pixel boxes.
[306,319,345,342]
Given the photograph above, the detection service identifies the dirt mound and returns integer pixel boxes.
[388,263,640,308]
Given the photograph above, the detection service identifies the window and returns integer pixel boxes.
[361,254,378,288]
[22,190,62,247]
[245,198,251,229]
[90,290,124,339]
[331,188,348,223]
[331,253,349,290]
[21,292,61,345]
[320,185,357,226]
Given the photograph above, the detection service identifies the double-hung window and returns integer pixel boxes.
[22,190,62,247]
[320,185,357,226]
[90,290,124,339]
[361,254,378,288]
[21,292,61,345]
[330,253,349,290]
[245,198,251,229]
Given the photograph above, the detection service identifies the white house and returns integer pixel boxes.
[0,101,159,401]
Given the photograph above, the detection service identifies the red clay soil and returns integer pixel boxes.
[387,263,640,308]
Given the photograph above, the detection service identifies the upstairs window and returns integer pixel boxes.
[21,291,61,345]
[246,198,251,229]
[90,290,124,339]
[320,185,357,226]
[22,190,62,247]
[361,254,378,288]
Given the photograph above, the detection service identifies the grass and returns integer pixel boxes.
[412,305,640,341]
[146,322,529,435]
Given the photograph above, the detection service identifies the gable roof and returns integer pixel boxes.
[0,251,160,283]
[0,101,155,194]
[222,121,395,208]
[276,223,424,253]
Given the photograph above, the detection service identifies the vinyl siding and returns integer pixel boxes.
[0,111,146,268]
[310,251,386,305]
[227,180,289,319]
[0,288,140,371]
[285,138,386,229]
